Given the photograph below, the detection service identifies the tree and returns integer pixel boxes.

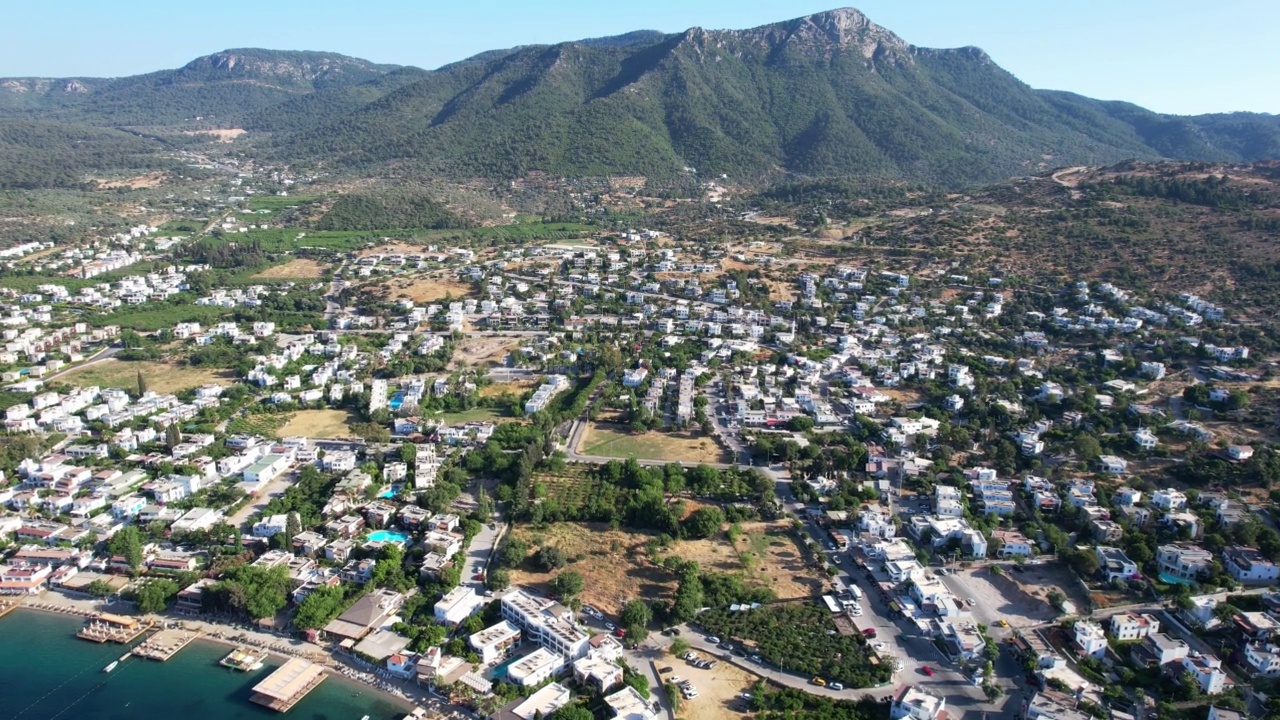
[549,706,595,720]
[487,567,511,592]
[625,673,651,699]
[681,506,725,540]
[535,545,568,571]
[108,525,144,575]
[788,415,814,432]
[1074,433,1102,463]
[671,568,704,623]
[620,599,652,640]
[670,638,691,656]
[85,579,116,597]
[136,370,148,397]
[550,570,585,600]
[282,512,301,552]
[499,537,528,568]
[294,585,348,630]
[134,578,179,614]
[400,443,417,465]
[165,423,181,449]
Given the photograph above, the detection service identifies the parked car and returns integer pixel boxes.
[922,666,935,676]
[862,628,877,638]
[811,677,826,687]
[830,682,844,691]
[605,622,616,631]
[658,666,673,674]
[706,636,721,644]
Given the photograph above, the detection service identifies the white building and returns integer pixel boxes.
[469,620,522,665]
[1110,612,1160,641]
[891,685,945,720]
[1074,621,1108,659]
[434,586,485,627]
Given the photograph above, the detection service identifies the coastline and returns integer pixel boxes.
[14,597,422,715]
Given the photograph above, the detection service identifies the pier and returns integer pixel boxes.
[250,657,327,712]
[132,628,201,661]
[76,613,152,644]
[220,646,269,671]
[0,600,18,619]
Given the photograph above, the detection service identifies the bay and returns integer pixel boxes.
[0,610,410,720]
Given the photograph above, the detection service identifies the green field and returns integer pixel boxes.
[416,222,594,244]
[89,304,232,331]
[530,466,602,514]
[239,228,400,253]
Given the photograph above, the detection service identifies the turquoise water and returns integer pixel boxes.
[367,530,409,543]
[0,609,410,720]
[389,393,404,411]
[1158,572,1196,586]
[377,486,400,499]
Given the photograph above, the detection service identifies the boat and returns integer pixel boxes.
[103,661,118,673]
[118,652,131,662]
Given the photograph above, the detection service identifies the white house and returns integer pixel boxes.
[1110,612,1160,641]
[1074,621,1108,659]
[434,586,485,627]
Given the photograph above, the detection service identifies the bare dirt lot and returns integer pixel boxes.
[580,423,731,464]
[94,172,167,189]
[479,379,536,398]
[455,337,518,368]
[182,128,246,142]
[60,359,231,395]
[253,258,328,279]
[954,562,1086,627]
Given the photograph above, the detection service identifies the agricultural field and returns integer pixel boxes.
[59,359,231,394]
[246,194,322,212]
[252,258,328,280]
[95,304,232,331]
[278,409,359,438]
[580,423,730,463]
[226,413,293,439]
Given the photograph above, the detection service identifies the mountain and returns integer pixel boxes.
[269,8,1279,184]
[2,9,1278,187]
[0,49,401,125]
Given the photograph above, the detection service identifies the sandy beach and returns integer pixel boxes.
[16,593,447,717]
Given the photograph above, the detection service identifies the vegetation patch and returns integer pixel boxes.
[698,603,891,688]
[226,413,294,439]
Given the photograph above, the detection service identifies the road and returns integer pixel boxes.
[227,469,297,528]
[40,345,120,383]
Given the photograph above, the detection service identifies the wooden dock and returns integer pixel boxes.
[132,628,201,661]
[76,613,152,644]
[0,600,19,620]
[250,657,326,712]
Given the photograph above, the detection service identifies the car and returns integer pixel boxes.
[659,666,673,674]
[922,666,935,676]
[668,676,681,684]
[706,636,721,645]
[997,619,1009,627]
[862,628,877,638]
[615,628,626,638]
[967,597,977,606]
[830,682,844,691]
[873,642,887,652]
[935,568,948,576]
[811,677,826,687]
[748,654,762,663]
[605,622,616,631]
[740,693,754,700]
[720,641,734,650]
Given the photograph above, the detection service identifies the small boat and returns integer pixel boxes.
[103,661,118,673]
[118,652,131,662]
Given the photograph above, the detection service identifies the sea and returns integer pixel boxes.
[0,610,411,720]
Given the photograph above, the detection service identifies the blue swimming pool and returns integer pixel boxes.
[389,392,405,411]
[367,530,409,544]
[378,485,401,499]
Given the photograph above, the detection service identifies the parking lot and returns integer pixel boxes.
[662,650,757,720]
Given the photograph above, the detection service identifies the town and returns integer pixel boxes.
[0,159,1277,720]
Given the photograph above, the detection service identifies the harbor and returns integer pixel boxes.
[219,645,269,671]
[75,612,153,644]
[132,627,202,661]
[250,656,328,712]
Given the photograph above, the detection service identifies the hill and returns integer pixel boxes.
[0,48,400,126]
[272,8,1280,185]
[1,9,1278,187]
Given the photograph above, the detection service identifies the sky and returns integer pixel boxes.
[0,0,1276,115]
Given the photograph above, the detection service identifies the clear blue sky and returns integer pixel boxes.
[1,0,1276,115]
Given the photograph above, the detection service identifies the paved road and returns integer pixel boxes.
[40,345,120,383]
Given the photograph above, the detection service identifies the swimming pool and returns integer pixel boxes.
[367,530,409,544]
[377,485,400,499]
[389,392,405,411]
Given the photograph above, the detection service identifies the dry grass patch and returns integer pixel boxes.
[455,337,518,368]
[580,423,730,464]
[278,409,359,438]
[721,521,828,600]
[385,276,474,303]
[479,379,536,398]
[253,258,327,279]
[60,359,231,394]
[508,523,673,615]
